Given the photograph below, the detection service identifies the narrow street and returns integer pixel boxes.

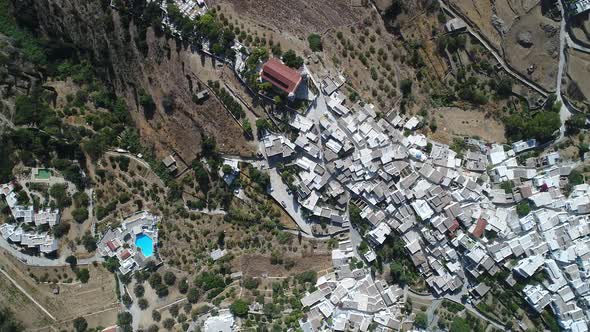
[268,168,313,235]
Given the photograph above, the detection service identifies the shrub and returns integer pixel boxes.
[187,288,200,303]
[307,33,322,52]
[516,201,531,217]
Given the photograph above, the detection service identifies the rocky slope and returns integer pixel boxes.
[10,0,253,161]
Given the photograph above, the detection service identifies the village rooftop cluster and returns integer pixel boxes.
[256,74,590,330]
[299,240,407,332]
[0,181,60,254]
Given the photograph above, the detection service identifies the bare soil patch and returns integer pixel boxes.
[429,107,506,144]
[211,0,364,38]
[0,272,52,329]
[452,0,559,91]
[234,253,331,278]
[0,251,118,330]
[502,4,559,91]
[565,48,590,108]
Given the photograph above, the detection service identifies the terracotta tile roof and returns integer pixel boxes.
[106,240,118,252]
[472,218,488,238]
[448,219,460,232]
[261,58,302,94]
[120,250,131,260]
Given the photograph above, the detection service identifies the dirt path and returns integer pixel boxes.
[0,267,56,321]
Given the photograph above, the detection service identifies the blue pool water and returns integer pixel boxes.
[135,233,154,257]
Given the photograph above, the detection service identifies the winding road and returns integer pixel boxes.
[0,238,103,267]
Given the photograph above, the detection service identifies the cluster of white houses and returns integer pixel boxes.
[300,240,407,332]
[260,83,590,330]
[0,182,60,254]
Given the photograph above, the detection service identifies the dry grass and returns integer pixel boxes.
[234,253,332,278]
[428,107,506,144]
[0,251,118,330]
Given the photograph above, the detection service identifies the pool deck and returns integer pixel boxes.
[97,211,161,274]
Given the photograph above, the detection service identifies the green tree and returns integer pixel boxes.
[187,288,200,303]
[495,78,513,98]
[122,294,133,307]
[568,170,584,186]
[415,311,428,329]
[565,113,588,136]
[49,184,71,209]
[117,312,133,326]
[243,277,260,290]
[0,307,23,331]
[52,223,70,238]
[73,192,89,207]
[134,284,145,298]
[77,268,90,283]
[242,118,252,137]
[138,298,149,310]
[281,50,304,68]
[82,232,97,252]
[73,317,88,332]
[400,79,412,97]
[230,299,249,317]
[164,271,176,286]
[162,317,175,330]
[65,255,77,268]
[72,207,89,223]
[178,278,189,294]
[152,310,161,322]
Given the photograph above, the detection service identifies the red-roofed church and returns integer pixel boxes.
[260,58,302,99]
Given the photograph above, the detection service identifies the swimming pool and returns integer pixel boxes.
[135,233,154,257]
[36,169,51,179]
